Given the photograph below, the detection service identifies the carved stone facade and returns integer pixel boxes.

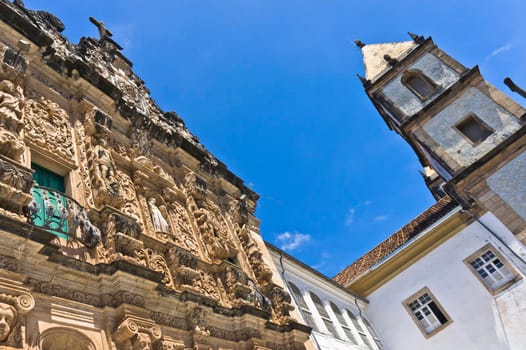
[0,1,310,349]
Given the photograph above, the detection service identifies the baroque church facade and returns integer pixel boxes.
[0,1,311,349]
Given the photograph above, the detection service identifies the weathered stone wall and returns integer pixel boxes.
[421,87,522,167]
[487,151,526,220]
[381,53,459,118]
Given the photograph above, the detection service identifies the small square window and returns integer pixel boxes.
[455,115,493,144]
[464,244,521,294]
[403,288,452,338]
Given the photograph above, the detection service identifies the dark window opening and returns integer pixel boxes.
[402,70,438,100]
[455,115,493,144]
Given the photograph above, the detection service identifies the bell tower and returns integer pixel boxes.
[358,34,526,241]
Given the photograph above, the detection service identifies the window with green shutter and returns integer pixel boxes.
[30,163,69,239]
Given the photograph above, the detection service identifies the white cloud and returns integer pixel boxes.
[491,43,512,57]
[345,208,356,227]
[312,251,332,271]
[276,231,311,252]
[374,215,388,222]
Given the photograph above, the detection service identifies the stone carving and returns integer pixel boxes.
[191,271,220,301]
[220,265,251,306]
[0,303,16,342]
[0,156,33,215]
[24,97,74,160]
[0,80,25,163]
[148,198,170,233]
[74,121,95,208]
[237,225,273,288]
[187,307,210,349]
[188,198,237,263]
[0,129,25,163]
[87,136,124,209]
[135,248,175,289]
[100,209,143,263]
[268,286,294,325]
[163,189,199,255]
[89,16,113,41]
[109,291,145,308]
[0,80,24,133]
[153,338,185,350]
[0,292,34,347]
[113,316,162,350]
[150,312,189,330]
[27,278,102,307]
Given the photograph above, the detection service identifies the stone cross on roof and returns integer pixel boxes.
[89,16,113,41]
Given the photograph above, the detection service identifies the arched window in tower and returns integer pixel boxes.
[287,283,318,331]
[310,292,338,338]
[402,70,438,100]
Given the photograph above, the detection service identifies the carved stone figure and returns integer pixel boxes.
[148,198,169,233]
[0,303,16,342]
[87,137,124,209]
[0,80,24,132]
[0,129,25,162]
[133,332,152,350]
[0,292,35,347]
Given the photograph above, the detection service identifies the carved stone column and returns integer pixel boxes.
[113,316,162,350]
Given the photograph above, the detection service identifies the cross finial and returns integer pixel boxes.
[354,40,366,48]
[89,16,113,41]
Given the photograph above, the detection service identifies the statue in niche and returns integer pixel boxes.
[0,303,15,342]
[148,198,169,233]
[0,80,24,132]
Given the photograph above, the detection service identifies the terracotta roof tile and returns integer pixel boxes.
[333,196,457,287]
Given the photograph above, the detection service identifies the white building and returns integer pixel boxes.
[267,243,383,350]
[334,35,526,350]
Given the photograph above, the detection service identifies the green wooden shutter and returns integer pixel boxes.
[31,164,68,239]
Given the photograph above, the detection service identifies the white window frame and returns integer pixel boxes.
[403,287,452,338]
[464,244,521,295]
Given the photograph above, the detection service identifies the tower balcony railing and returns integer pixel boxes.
[25,185,100,247]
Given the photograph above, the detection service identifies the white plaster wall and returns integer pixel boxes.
[366,213,526,350]
[487,151,526,220]
[382,53,459,117]
[422,87,522,167]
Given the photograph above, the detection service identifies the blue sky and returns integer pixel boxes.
[24,0,526,276]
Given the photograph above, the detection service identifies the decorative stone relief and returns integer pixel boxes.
[135,248,175,289]
[0,155,33,215]
[187,307,211,350]
[162,188,200,255]
[153,338,185,350]
[188,197,237,263]
[268,286,294,325]
[24,97,74,161]
[113,316,162,350]
[0,292,34,348]
[87,136,124,209]
[73,121,95,208]
[0,80,25,163]
[27,278,102,307]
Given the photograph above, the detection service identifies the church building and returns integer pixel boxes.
[334,35,526,350]
[0,1,311,349]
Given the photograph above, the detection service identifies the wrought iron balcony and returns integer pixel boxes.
[25,185,100,247]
